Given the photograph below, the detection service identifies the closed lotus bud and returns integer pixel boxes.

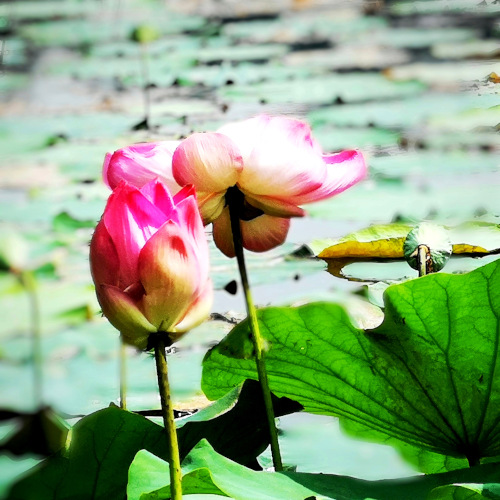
[90,179,212,349]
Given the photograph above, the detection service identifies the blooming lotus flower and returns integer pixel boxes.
[90,179,212,349]
[103,141,181,194]
[171,115,367,257]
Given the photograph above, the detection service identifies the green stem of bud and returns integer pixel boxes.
[227,187,283,472]
[119,336,127,410]
[153,335,183,499]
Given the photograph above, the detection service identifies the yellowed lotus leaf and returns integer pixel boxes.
[452,244,489,254]
[318,238,405,259]
[314,221,500,280]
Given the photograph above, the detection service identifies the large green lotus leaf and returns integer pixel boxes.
[129,439,500,500]
[428,483,500,500]
[6,382,300,499]
[6,406,169,500]
[202,260,500,463]
[218,73,425,105]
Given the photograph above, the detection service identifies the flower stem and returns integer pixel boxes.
[227,189,283,472]
[153,335,183,499]
[20,271,43,408]
[119,336,127,410]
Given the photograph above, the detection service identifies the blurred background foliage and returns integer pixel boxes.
[0,0,498,495]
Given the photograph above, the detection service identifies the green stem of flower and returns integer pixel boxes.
[119,336,127,410]
[154,335,183,499]
[20,271,43,408]
[227,191,283,472]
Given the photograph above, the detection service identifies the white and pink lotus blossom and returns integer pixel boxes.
[172,115,367,257]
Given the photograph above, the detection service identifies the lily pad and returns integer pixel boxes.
[218,73,426,105]
[202,259,500,464]
[391,0,500,16]
[308,93,500,129]
[311,220,500,279]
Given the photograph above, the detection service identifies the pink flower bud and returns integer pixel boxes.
[90,179,212,349]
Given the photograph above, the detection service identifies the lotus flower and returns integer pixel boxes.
[103,141,181,194]
[171,115,367,257]
[90,179,212,349]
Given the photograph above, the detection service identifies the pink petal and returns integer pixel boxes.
[104,141,182,193]
[212,207,291,257]
[97,284,156,350]
[241,214,291,253]
[138,221,200,331]
[197,191,226,225]
[89,219,120,288]
[290,150,367,204]
[172,133,243,193]
[140,179,177,223]
[174,193,210,280]
[103,182,169,287]
[243,192,305,218]
[219,115,326,199]
[212,206,235,257]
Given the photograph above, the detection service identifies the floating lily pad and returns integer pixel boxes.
[385,61,499,85]
[432,40,500,60]
[367,27,478,49]
[391,0,500,16]
[308,93,500,129]
[0,1,93,22]
[218,73,426,105]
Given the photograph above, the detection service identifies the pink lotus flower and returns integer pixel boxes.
[90,179,212,349]
[172,115,367,257]
[103,141,181,194]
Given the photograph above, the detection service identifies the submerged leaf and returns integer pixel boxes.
[202,260,500,464]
